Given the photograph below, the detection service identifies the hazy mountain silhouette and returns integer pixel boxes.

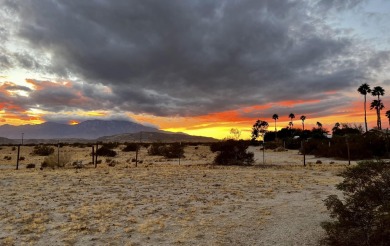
[0,120,158,139]
[97,131,217,143]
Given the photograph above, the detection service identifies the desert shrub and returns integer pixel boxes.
[122,143,140,152]
[102,142,119,149]
[19,156,25,161]
[26,163,36,169]
[4,156,11,160]
[12,146,16,151]
[147,142,184,158]
[32,145,55,156]
[161,142,184,158]
[321,160,390,245]
[148,143,166,156]
[70,142,88,148]
[210,140,254,165]
[96,146,117,157]
[41,152,72,169]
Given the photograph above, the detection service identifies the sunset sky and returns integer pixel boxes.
[1,0,390,139]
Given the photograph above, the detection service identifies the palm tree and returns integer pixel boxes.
[385,110,390,129]
[316,121,323,129]
[288,113,295,128]
[371,86,385,129]
[370,100,384,129]
[272,114,279,139]
[300,115,306,131]
[357,83,371,132]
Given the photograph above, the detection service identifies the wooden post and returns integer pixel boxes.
[16,145,20,170]
[262,140,265,165]
[135,146,139,167]
[135,132,142,167]
[57,141,60,167]
[91,145,95,165]
[179,142,181,165]
[302,141,306,167]
[95,142,98,168]
[346,136,351,165]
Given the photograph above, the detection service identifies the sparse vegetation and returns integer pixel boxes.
[122,143,140,152]
[41,152,72,168]
[32,145,55,156]
[322,160,390,245]
[161,142,184,158]
[148,143,166,156]
[147,142,184,158]
[96,146,117,157]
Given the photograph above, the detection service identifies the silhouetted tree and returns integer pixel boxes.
[300,115,306,130]
[251,120,269,141]
[332,122,341,134]
[371,86,385,129]
[386,110,390,129]
[357,83,371,132]
[272,114,279,139]
[316,121,323,129]
[288,113,295,128]
[370,99,384,129]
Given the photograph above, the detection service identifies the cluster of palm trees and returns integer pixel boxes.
[357,84,389,131]
[271,113,309,134]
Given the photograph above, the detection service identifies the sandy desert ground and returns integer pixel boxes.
[0,144,352,245]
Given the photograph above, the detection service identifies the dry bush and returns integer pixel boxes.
[32,145,55,156]
[41,152,72,168]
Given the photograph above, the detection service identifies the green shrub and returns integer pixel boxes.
[321,160,390,245]
[32,145,55,156]
[96,146,117,157]
[210,140,254,165]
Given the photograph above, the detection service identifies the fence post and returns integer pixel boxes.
[346,136,351,165]
[95,142,98,168]
[91,145,95,165]
[16,145,20,170]
[302,141,306,166]
[57,141,60,167]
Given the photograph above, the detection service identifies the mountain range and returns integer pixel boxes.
[0,120,216,143]
[0,120,158,139]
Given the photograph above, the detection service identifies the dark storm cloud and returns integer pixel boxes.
[3,0,388,116]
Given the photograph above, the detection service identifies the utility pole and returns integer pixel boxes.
[57,140,60,167]
[346,136,351,165]
[135,132,142,167]
[16,145,20,170]
[95,142,98,168]
[302,141,306,166]
[21,133,24,145]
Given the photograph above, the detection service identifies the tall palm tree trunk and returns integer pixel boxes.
[274,119,277,139]
[364,94,368,132]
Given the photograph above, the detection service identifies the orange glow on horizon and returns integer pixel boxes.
[69,120,79,125]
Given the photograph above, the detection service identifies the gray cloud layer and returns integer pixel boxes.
[2,0,389,117]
